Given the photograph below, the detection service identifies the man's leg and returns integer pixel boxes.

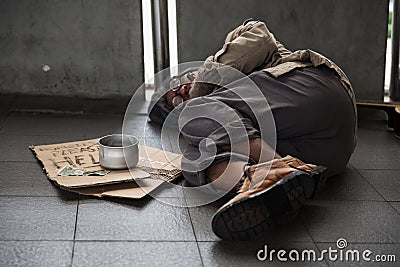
[206,138,280,191]
[205,138,327,241]
[206,160,246,191]
[221,137,281,163]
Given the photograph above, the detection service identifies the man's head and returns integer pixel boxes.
[148,65,218,125]
[166,70,197,108]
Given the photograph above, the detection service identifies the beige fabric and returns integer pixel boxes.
[281,155,317,173]
[190,20,357,149]
[191,20,355,101]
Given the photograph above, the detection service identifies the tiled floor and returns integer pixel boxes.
[0,107,399,266]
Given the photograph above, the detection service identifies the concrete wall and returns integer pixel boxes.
[177,0,389,101]
[0,0,144,99]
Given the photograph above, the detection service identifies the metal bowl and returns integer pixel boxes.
[98,134,139,169]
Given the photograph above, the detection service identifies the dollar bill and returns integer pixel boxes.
[57,166,111,176]
[57,165,85,176]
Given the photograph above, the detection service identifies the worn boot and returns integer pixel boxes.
[211,156,326,241]
[281,155,327,198]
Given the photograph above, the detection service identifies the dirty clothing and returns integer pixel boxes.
[180,20,357,187]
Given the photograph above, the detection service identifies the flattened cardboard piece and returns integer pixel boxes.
[54,169,148,188]
[30,138,182,199]
[30,139,149,188]
[138,146,182,170]
[65,179,164,199]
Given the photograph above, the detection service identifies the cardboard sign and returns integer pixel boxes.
[30,138,182,199]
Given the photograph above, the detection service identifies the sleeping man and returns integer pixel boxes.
[149,19,356,241]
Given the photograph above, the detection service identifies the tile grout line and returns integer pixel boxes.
[352,168,400,170]
[0,194,396,201]
[4,195,392,202]
[313,241,400,245]
[72,240,201,243]
[0,195,188,199]
[0,160,37,164]
[0,239,74,242]
[184,198,205,267]
[312,241,333,267]
[352,168,390,202]
[0,111,11,133]
[0,239,205,242]
[1,239,398,244]
[192,241,399,245]
[0,195,79,198]
[70,196,80,267]
[387,202,400,216]
[0,133,87,137]
[298,215,334,266]
[67,240,203,243]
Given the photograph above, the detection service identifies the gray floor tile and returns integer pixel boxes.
[72,241,202,267]
[188,202,313,242]
[1,106,398,266]
[357,107,388,119]
[123,115,161,138]
[349,128,400,169]
[0,241,73,267]
[357,170,400,201]
[82,97,131,114]
[13,95,84,113]
[148,179,185,198]
[0,95,15,112]
[2,112,87,136]
[0,111,9,132]
[75,198,196,241]
[316,167,384,201]
[357,108,389,131]
[138,136,163,150]
[123,97,150,115]
[315,242,400,267]
[0,161,77,197]
[84,113,124,139]
[0,196,77,240]
[187,202,223,241]
[299,200,400,243]
[389,202,400,214]
[0,134,85,162]
[198,241,328,267]
[146,196,188,207]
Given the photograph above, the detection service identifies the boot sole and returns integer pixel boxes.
[211,168,326,241]
[309,166,328,199]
